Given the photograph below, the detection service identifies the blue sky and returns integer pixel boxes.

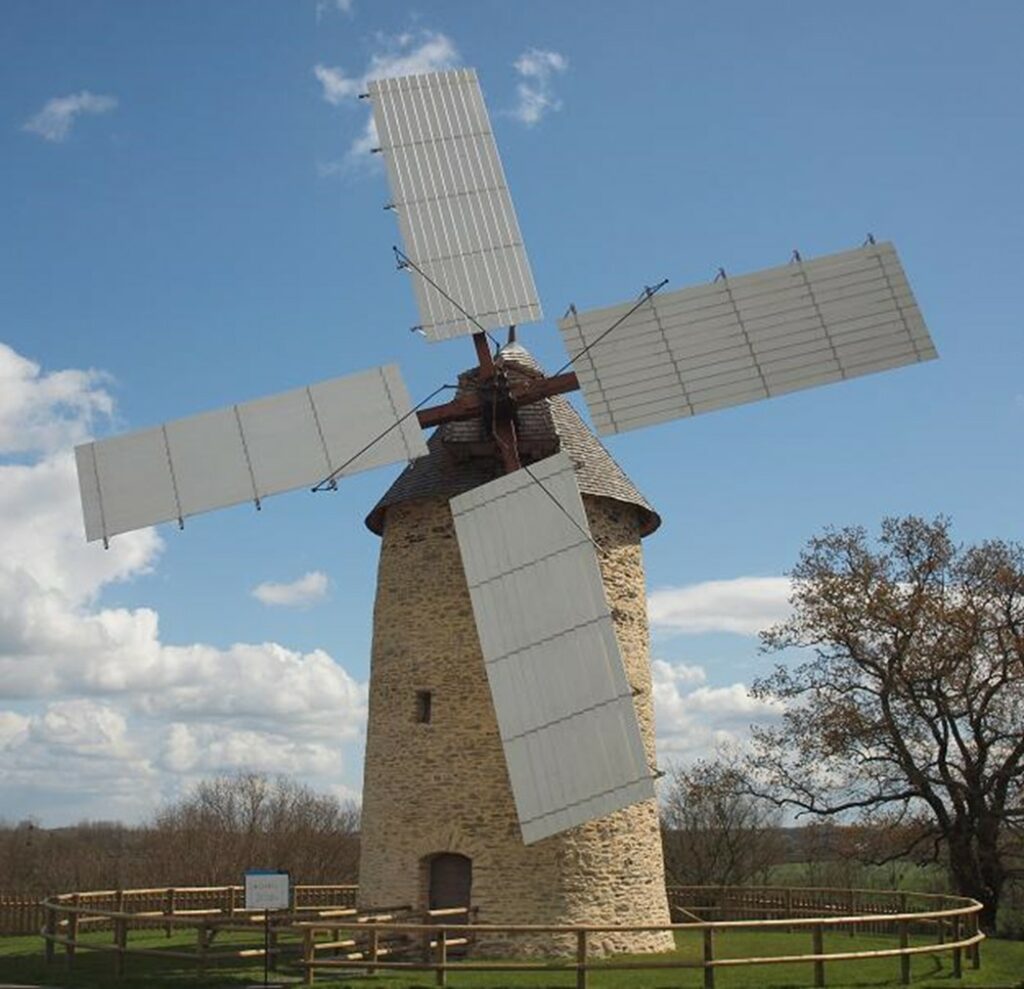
[1,1,1022,825]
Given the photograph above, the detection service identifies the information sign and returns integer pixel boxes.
[244,870,291,911]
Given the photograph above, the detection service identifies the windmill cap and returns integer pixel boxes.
[365,342,661,537]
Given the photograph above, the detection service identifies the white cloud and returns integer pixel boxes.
[0,342,368,824]
[0,711,30,751]
[313,64,361,106]
[252,571,329,608]
[23,91,118,143]
[0,344,113,456]
[162,722,341,777]
[510,48,568,126]
[648,576,793,635]
[313,30,460,169]
[652,659,782,761]
[0,346,158,611]
[33,698,129,755]
[316,0,354,18]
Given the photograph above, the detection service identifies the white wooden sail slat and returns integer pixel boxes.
[450,452,654,844]
[370,69,542,340]
[75,365,427,544]
[559,243,937,436]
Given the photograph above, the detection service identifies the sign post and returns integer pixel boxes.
[244,869,290,989]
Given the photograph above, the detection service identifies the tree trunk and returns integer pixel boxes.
[947,832,1003,931]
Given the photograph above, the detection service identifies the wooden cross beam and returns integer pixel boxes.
[414,332,581,474]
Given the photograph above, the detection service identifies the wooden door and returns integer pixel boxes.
[428,853,472,917]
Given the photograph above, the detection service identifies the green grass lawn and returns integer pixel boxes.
[1,928,1021,989]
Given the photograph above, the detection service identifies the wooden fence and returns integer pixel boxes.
[0,892,44,936]
[28,883,983,986]
[0,883,357,937]
[667,884,973,937]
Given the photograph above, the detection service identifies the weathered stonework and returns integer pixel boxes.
[357,490,674,956]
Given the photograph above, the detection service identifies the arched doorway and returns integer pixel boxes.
[427,853,472,916]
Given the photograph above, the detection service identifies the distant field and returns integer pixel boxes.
[765,861,949,893]
[2,928,1022,988]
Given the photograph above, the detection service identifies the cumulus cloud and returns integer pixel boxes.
[0,342,368,824]
[23,91,117,143]
[0,346,158,610]
[0,344,113,456]
[510,48,568,126]
[648,577,793,635]
[252,571,329,608]
[162,721,341,776]
[313,30,460,169]
[652,659,782,761]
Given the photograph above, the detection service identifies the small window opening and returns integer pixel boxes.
[415,690,433,724]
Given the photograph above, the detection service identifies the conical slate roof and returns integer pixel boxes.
[365,341,660,536]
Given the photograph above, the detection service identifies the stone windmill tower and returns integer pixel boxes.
[358,340,673,954]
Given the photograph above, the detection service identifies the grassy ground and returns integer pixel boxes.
[1,928,1021,989]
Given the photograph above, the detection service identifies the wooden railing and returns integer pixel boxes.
[299,892,984,987]
[300,904,473,981]
[31,883,984,987]
[36,884,359,976]
[667,883,975,935]
[1,883,357,937]
[0,892,45,936]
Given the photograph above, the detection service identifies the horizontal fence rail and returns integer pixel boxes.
[26,884,983,987]
[1,884,358,937]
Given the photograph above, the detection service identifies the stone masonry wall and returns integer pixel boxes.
[357,493,673,956]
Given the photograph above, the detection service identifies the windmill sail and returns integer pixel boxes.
[559,242,937,436]
[75,364,427,544]
[369,68,542,341]
[450,452,653,844]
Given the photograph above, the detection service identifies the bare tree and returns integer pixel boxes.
[150,772,360,885]
[750,516,1024,928]
[661,758,784,886]
[0,774,361,895]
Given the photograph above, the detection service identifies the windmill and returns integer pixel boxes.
[74,67,937,954]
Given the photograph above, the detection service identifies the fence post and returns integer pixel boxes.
[703,926,715,989]
[164,887,175,938]
[196,923,207,978]
[969,911,981,970]
[812,923,825,988]
[435,926,447,987]
[269,919,280,971]
[784,888,793,933]
[66,893,80,967]
[44,904,57,963]
[951,913,962,979]
[302,927,315,986]
[368,927,379,975]
[576,929,588,989]
[113,915,126,977]
[899,918,910,985]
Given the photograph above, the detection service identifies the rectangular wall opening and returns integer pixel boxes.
[415,690,433,724]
